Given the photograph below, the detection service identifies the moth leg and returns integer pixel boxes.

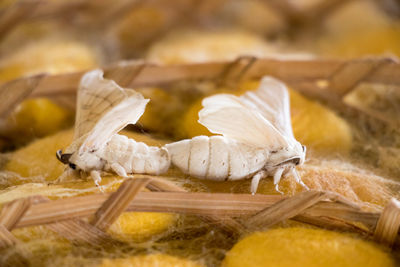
[251,170,267,195]
[90,170,103,191]
[111,163,128,177]
[292,169,309,190]
[273,168,285,195]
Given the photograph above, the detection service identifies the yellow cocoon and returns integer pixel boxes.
[11,226,72,260]
[0,38,99,143]
[289,89,352,154]
[0,38,98,82]
[113,5,172,57]
[318,26,400,58]
[99,254,203,267]
[317,1,400,58]
[146,30,280,64]
[1,98,73,144]
[108,212,177,242]
[222,228,394,267]
[136,87,183,135]
[182,80,352,154]
[4,129,76,182]
[3,128,169,182]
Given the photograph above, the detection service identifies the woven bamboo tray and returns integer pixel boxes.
[1,56,400,265]
[0,176,399,253]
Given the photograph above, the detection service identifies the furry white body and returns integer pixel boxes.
[70,134,170,176]
[166,136,268,181]
[166,135,304,193]
[165,77,308,193]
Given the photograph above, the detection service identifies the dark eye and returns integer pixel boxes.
[302,145,306,153]
[69,163,77,170]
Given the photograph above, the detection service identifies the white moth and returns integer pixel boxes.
[165,77,308,194]
[56,69,170,186]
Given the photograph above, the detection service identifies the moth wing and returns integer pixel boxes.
[74,69,142,140]
[79,91,149,154]
[198,94,287,149]
[240,76,295,139]
[74,69,149,153]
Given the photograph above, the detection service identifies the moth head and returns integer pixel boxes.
[56,150,77,169]
[56,150,72,164]
[271,141,306,167]
[71,149,104,172]
[297,143,306,165]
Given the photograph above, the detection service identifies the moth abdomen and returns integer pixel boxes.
[166,136,212,178]
[187,136,210,178]
[103,134,169,175]
[206,136,229,181]
[166,136,236,181]
[166,135,270,182]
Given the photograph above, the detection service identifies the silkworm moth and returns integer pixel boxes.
[165,77,308,194]
[56,69,170,186]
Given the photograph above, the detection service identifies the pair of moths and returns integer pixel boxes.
[57,70,307,193]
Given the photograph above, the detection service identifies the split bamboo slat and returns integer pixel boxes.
[0,57,399,126]
[0,175,399,254]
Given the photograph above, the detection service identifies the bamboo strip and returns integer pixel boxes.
[0,197,36,264]
[374,198,400,247]
[9,190,379,237]
[145,176,187,192]
[300,201,378,229]
[15,191,279,228]
[145,176,246,233]
[9,58,397,99]
[0,0,41,42]
[0,57,398,124]
[0,74,45,118]
[22,0,88,19]
[328,58,392,97]
[0,224,18,248]
[293,214,370,234]
[244,191,338,230]
[0,225,30,266]
[91,178,150,231]
[0,198,31,230]
[46,219,117,246]
[0,197,33,250]
[32,196,115,245]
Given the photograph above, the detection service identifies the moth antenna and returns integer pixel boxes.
[56,150,72,164]
[56,150,63,162]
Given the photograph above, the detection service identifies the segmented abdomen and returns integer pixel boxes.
[165,136,268,181]
[104,134,170,175]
